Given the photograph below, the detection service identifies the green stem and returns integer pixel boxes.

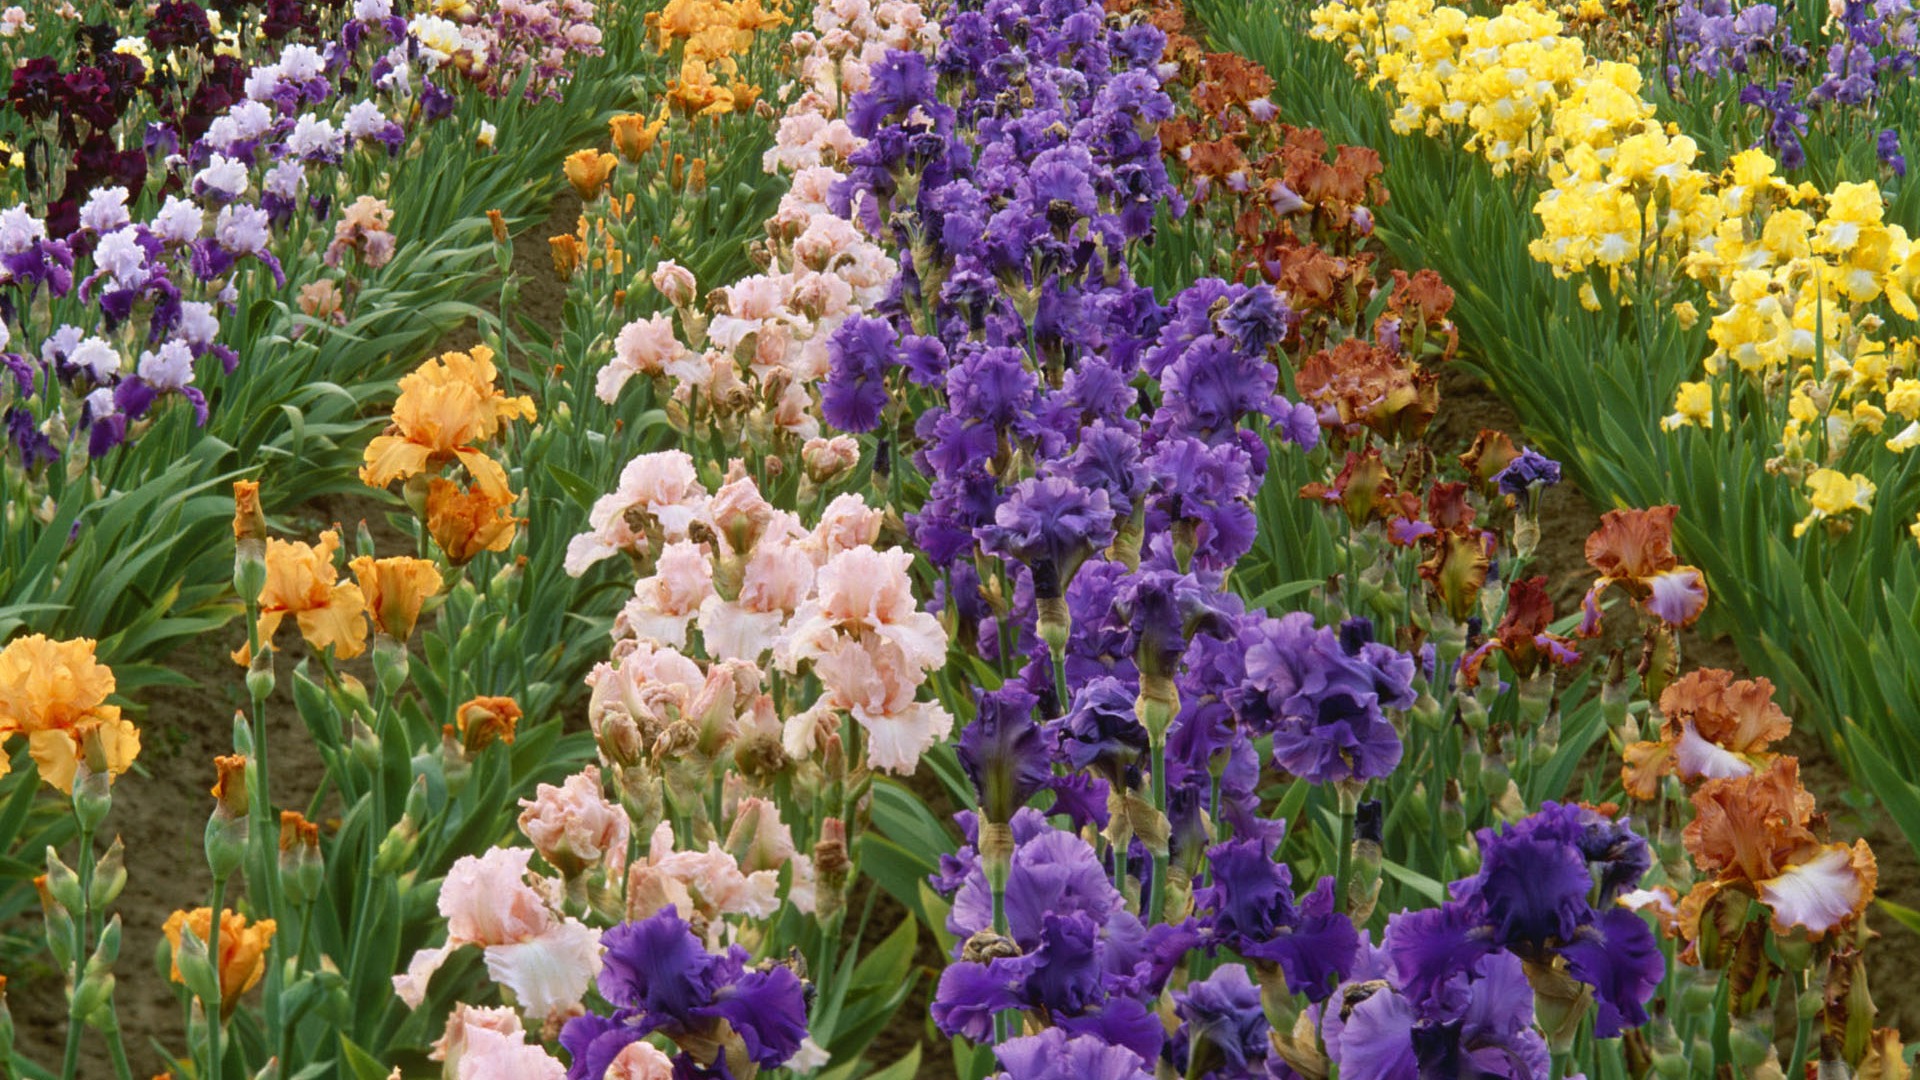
[1050,652,1069,719]
[1147,733,1168,925]
[206,878,226,1080]
[58,820,95,1080]
[1786,970,1811,1071]
[102,1017,133,1080]
[1333,795,1356,915]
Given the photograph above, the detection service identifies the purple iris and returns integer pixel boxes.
[1325,943,1549,1080]
[959,682,1054,821]
[1383,804,1663,1038]
[1493,448,1562,497]
[559,910,808,1079]
[993,1028,1154,1080]
[1236,612,1414,785]
[1194,826,1359,1003]
[979,476,1117,598]
[822,316,899,432]
[1170,964,1269,1079]
[1053,675,1150,786]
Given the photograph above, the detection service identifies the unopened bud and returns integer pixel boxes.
[372,633,410,697]
[373,815,420,876]
[44,848,83,914]
[36,874,75,970]
[90,837,127,909]
[813,818,851,922]
[1348,799,1384,922]
[279,812,323,906]
[72,754,114,831]
[246,650,275,701]
[350,716,381,771]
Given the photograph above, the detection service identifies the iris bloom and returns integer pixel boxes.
[360,346,537,500]
[236,530,367,664]
[393,847,602,1018]
[1622,668,1789,799]
[1577,505,1709,635]
[1460,576,1579,687]
[0,635,140,792]
[163,907,277,1018]
[349,555,443,640]
[1680,757,1877,951]
[425,478,522,565]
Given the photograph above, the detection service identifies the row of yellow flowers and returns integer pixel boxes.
[1310,0,1920,537]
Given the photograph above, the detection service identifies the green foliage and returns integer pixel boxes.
[1192,0,1920,864]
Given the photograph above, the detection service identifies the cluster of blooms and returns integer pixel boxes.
[1665,0,1912,173]
[644,0,789,116]
[360,344,537,565]
[1138,0,1421,349]
[391,459,914,1076]
[567,450,952,776]
[589,0,933,469]
[792,0,1665,1071]
[407,0,605,101]
[1311,0,1920,542]
[0,4,486,471]
[1614,666,1899,1075]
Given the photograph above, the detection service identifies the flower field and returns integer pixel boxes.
[1,0,1917,1076]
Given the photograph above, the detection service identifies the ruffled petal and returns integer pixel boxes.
[1758,840,1877,938]
[483,919,604,1018]
[1643,567,1708,628]
[393,943,458,1009]
[359,435,433,489]
[1672,721,1753,783]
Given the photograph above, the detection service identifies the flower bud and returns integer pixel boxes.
[90,836,127,909]
[457,696,521,752]
[372,633,410,697]
[36,874,76,970]
[279,811,323,907]
[550,234,581,281]
[207,754,252,882]
[1523,959,1592,1053]
[44,848,83,914]
[350,716,381,771]
[72,750,115,830]
[233,480,268,600]
[800,435,860,485]
[1727,1015,1775,1072]
[1348,799,1384,922]
[1440,779,1466,841]
[441,725,471,795]
[374,814,420,876]
[171,919,222,1009]
[813,818,850,923]
[1410,691,1443,731]
[246,649,276,701]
